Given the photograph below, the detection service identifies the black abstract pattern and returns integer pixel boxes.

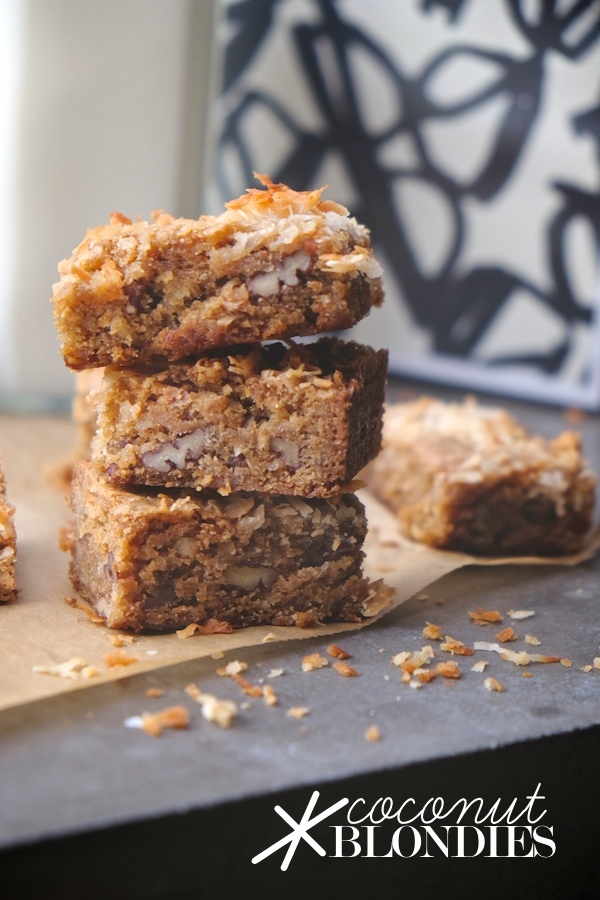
[214,0,600,386]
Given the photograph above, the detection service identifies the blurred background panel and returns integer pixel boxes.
[2,0,599,409]
[0,0,215,402]
[205,0,600,409]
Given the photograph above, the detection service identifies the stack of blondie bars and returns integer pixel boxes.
[52,178,391,632]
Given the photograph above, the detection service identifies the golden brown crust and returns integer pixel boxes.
[52,178,383,369]
[368,397,596,556]
[0,456,16,601]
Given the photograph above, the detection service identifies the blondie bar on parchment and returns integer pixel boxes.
[369,397,595,556]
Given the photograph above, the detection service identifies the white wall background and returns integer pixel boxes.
[0,0,215,401]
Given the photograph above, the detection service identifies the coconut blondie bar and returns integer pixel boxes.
[0,457,16,600]
[368,397,595,555]
[52,177,383,369]
[91,338,387,497]
[69,461,390,631]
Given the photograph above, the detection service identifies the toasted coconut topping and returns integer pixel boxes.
[525,634,541,645]
[507,609,536,620]
[224,173,349,219]
[287,706,310,718]
[471,660,488,673]
[109,211,133,226]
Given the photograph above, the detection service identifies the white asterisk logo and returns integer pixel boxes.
[252,790,349,871]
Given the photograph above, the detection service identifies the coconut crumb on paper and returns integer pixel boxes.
[413,668,436,683]
[302,653,328,672]
[327,643,352,659]
[469,608,503,625]
[287,706,309,718]
[484,677,505,693]
[423,622,442,641]
[108,633,135,647]
[525,635,541,646]
[176,623,200,640]
[263,684,278,707]
[32,657,89,680]
[138,705,191,737]
[435,661,461,679]
[365,725,381,743]
[507,609,536,620]
[332,661,359,677]
[102,649,138,668]
[216,660,248,677]
[440,635,473,656]
[184,683,238,728]
[496,627,518,643]
[471,660,488,673]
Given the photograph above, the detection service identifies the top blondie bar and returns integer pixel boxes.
[52,176,383,369]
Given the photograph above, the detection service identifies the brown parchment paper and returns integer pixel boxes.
[1,413,598,713]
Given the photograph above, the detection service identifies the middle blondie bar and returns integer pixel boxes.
[92,338,387,498]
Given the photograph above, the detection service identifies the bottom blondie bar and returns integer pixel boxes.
[0,458,16,600]
[69,462,384,631]
[368,397,595,556]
